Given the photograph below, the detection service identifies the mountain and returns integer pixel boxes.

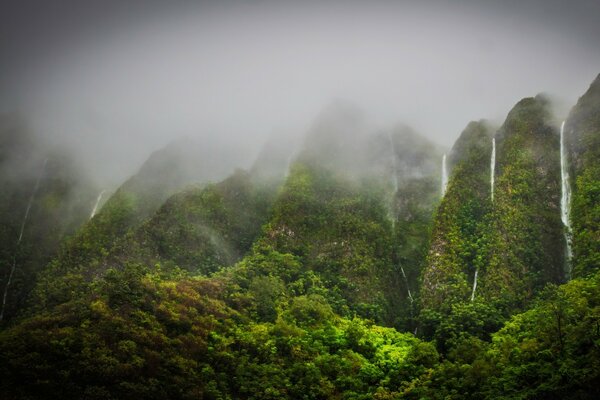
[105,169,276,276]
[1,76,600,399]
[31,136,281,312]
[421,120,494,311]
[482,95,564,301]
[565,74,600,278]
[419,96,566,351]
[0,114,99,321]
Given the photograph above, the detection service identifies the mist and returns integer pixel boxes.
[1,0,599,187]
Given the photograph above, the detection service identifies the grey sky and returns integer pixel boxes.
[1,0,599,185]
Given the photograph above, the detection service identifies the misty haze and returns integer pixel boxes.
[1,1,600,399]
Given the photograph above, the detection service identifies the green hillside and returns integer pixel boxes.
[0,75,599,399]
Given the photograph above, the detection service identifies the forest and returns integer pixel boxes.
[0,72,598,399]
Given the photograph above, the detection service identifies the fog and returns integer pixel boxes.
[1,0,599,187]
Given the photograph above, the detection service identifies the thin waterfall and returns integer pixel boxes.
[491,137,496,202]
[560,121,573,275]
[470,269,478,301]
[400,265,414,303]
[89,190,106,219]
[441,154,448,196]
[387,132,413,303]
[1,159,47,321]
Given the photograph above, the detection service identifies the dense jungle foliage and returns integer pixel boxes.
[0,75,599,399]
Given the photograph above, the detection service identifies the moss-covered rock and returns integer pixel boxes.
[565,74,600,278]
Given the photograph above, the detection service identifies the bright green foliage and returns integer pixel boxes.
[483,271,600,399]
[0,263,438,400]
[567,74,600,278]
[2,77,600,398]
[411,271,600,399]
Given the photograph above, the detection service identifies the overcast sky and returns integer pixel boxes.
[1,0,599,185]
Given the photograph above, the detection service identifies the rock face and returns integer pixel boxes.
[421,96,565,313]
[421,120,493,310]
[0,114,98,321]
[482,96,564,306]
[106,169,276,276]
[387,125,443,328]
[565,74,600,278]
[30,137,244,311]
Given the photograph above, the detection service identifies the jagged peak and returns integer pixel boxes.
[448,120,493,167]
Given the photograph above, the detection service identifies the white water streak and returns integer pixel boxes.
[1,159,47,321]
[441,154,448,196]
[89,190,106,219]
[560,121,573,276]
[400,265,414,303]
[491,138,496,202]
[470,269,478,301]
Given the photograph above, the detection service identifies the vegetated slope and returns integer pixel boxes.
[421,120,493,310]
[245,103,442,327]
[0,114,98,322]
[388,125,444,330]
[420,96,564,349]
[31,137,286,312]
[409,268,600,400]
[565,73,600,278]
[0,262,440,400]
[0,104,448,397]
[1,75,599,399]
[482,95,564,305]
[29,137,244,309]
[107,169,277,276]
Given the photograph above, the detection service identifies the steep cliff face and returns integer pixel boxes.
[236,104,442,327]
[30,137,244,311]
[565,74,600,278]
[388,126,443,328]
[0,114,98,321]
[481,95,564,306]
[422,95,564,316]
[104,169,276,276]
[421,121,493,310]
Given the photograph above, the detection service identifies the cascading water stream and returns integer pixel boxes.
[400,266,414,303]
[1,159,47,321]
[491,137,496,202]
[386,132,413,303]
[441,154,448,196]
[90,190,106,219]
[470,269,478,301]
[560,121,573,276]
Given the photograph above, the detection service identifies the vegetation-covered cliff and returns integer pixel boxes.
[565,74,600,278]
[0,75,599,399]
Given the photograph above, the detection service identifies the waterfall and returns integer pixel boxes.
[441,154,448,196]
[1,159,47,321]
[386,133,413,303]
[560,121,573,275]
[400,265,414,303]
[470,269,478,301]
[89,190,106,219]
[491,137,496,202]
